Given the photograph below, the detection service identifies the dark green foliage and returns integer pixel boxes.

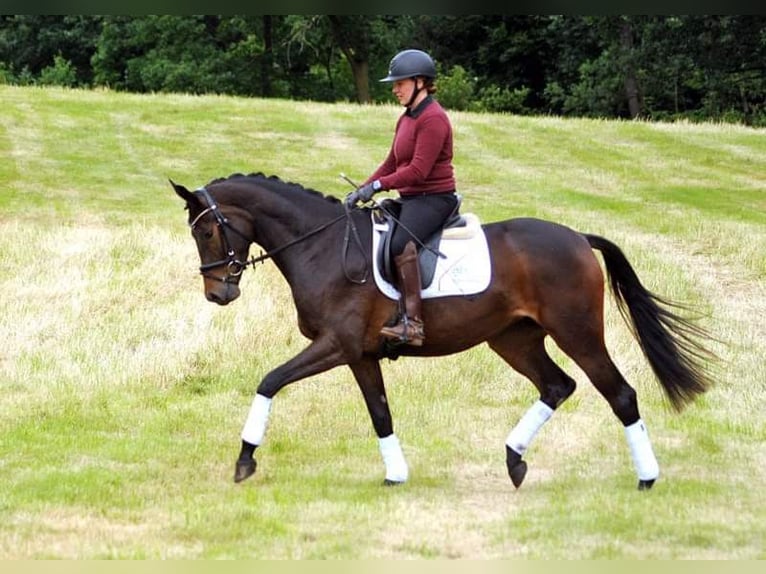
[1,15,763,125]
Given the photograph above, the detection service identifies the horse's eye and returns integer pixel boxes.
[193,226,214,240]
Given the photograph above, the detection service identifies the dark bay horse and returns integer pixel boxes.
[171,172,715,490]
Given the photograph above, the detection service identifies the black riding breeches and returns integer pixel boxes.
[389,192,459,257]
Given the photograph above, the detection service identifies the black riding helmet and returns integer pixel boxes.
[379,49,437,82]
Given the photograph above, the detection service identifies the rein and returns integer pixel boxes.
[193,187,368,284]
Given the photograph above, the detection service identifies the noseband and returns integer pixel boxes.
[190,187,367,285]
[191,187,257,284]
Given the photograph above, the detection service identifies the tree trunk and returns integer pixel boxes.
[620,20,642,118]
[261,15,272,97]
[327,15,371,104]
[348,58,370,103]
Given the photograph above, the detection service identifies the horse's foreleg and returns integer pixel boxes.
[234,394,270,483]
[349,357,408,485]
[489,321,577,488]
[234,336,345,483]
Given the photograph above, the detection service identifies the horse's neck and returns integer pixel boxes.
[250,195,333,244]
[244,189,344,282]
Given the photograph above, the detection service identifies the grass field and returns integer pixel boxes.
[0,85,764,559]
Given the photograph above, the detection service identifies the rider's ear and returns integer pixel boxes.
[169,179,198,207]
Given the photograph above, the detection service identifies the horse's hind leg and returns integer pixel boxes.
[575,350,659,490]
[488,319,577,488]
[550,318,659,490]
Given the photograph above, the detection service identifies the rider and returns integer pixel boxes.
[346,48,459,346]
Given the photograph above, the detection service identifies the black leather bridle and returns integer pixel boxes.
[189,187,257,284]
[190,187,367,285]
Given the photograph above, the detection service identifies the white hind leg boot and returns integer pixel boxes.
[505,400,554,455]
[625,419,659,482]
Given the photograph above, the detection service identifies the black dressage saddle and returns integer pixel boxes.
[373,196,465,289]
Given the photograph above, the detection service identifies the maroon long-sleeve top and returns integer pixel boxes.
[365,97,456,196]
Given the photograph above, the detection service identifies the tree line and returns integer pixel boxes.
[1,15,764,126]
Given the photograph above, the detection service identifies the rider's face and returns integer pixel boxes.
[392,78,421,106]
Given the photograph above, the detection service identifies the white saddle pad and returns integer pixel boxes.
[372,213,492,300]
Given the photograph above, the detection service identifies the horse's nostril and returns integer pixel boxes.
[206,291,226,305]
[205,286,239,306]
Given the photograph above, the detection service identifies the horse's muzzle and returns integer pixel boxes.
[205,282,241,305]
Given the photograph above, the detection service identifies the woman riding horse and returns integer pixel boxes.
[172,173,715,490]
[346,49,460,347]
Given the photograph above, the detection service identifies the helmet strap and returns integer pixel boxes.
[405,77,423,109]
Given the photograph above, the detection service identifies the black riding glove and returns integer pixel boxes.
[345,180,381,208]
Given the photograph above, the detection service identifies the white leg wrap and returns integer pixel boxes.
[379,433,409,482]
[505,400,554,455]
[624,419,659,481]
[241,394,272,446]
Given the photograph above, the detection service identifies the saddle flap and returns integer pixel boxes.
[373,210,482,290]
[374,218,441,289]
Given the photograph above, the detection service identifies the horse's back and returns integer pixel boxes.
[483,216,603,301]
[485,217,594,260]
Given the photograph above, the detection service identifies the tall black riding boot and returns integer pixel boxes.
[380,241,425,346]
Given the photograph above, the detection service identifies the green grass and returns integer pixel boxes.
[0,85,764,558]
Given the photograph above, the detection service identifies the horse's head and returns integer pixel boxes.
[171,180,252,305]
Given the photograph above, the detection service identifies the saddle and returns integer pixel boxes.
[373,195,475,288]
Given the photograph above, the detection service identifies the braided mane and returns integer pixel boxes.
[207,172,341,204]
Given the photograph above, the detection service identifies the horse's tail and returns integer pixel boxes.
[584,233,716,411]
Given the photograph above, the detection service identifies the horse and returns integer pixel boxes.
[170,172,716,490]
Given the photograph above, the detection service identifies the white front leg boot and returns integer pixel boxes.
[379,433,409,484]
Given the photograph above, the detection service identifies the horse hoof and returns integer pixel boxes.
[234,459,257,483]
[638,479,655,491]
[383,478,405,487]
[509,460,528,489]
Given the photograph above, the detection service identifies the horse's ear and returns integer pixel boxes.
[169,179,198,206]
